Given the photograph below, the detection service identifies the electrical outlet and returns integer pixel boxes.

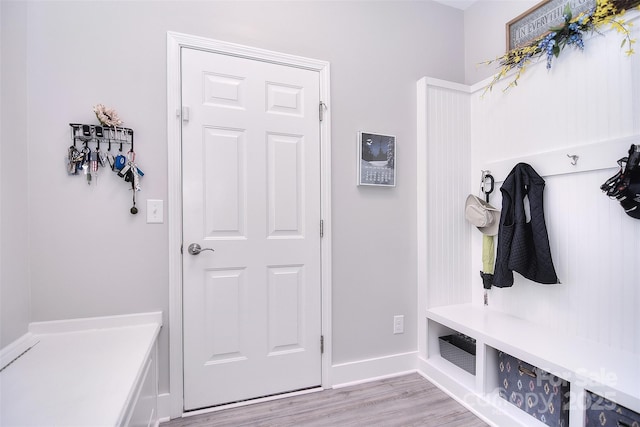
[393,315,404,334]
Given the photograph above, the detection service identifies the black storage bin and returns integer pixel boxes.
[585,391,640,426]
[438,333,476,375]
[497,351,570,427]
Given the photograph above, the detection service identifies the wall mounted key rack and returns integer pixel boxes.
[67,123,144,215]
[69,123,134,151]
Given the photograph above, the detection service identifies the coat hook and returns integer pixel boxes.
[567,154,579,166]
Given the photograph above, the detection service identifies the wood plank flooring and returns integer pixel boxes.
[162,373,488,427]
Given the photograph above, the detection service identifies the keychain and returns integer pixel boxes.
[129,166,140,214]
[97,146,108,169]
[79,146,90,183]
[125,150,142,214]
[88,149,99,185]
[67,146,82,175]
[114,153,127,170]
[130,180,138,214]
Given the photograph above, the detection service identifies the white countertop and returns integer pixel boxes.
[1,313,161,426]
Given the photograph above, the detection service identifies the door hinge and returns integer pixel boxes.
[320,219,324,238]
[320,335,324,354]
[319,102,326,122]
[180,244,183,254]
[181,106,190,122]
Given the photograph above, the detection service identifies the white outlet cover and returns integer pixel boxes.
[393,315,404,334]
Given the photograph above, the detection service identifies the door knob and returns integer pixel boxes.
[187,243,215,255]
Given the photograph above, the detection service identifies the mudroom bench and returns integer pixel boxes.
[0,312,162,427]
[421,303,640,427]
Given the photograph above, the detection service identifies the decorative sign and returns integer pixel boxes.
[357,131,396,187]
[506,0,596,50]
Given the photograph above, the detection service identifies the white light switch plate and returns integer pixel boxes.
[147,199,164,224]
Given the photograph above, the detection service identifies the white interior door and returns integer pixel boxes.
[181,47,322,411]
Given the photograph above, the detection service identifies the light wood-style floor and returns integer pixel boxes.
[162,373,488,426]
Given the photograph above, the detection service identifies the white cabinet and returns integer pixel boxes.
[421,304,640,426]
[0,312,162,427]
[121,341,159,427]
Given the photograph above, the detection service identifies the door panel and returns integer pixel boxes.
[181,47,322,411]
[203,127,246,238]
[267,265,304,353]
[267,133,304,236]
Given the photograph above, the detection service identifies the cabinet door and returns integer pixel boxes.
[122,343,158,427]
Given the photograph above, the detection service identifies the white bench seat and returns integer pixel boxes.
[1,312,162,427]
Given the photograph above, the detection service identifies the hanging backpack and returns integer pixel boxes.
[601,144,640,219]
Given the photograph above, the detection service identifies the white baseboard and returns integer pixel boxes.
[157,393,171,422]
[331,351,418,388]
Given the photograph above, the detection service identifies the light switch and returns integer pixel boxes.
[147,199,164,224]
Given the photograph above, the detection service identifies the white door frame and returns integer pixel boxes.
[166,31,332,418]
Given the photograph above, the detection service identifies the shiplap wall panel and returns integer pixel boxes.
[470,16,639,168]
[467,14,640,355]
[424,83,471,309]
[477,170,640,354]
[420,13,639,356]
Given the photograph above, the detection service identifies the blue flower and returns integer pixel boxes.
[567,32,585,50]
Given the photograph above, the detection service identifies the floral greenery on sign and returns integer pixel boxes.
[483,0,640,93]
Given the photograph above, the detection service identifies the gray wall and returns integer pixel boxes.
[1,1,30,348]
[465,0,538,85]
[0,0,464,394]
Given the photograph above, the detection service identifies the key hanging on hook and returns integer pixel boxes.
[89,149,99,186]
[129,160,140,215]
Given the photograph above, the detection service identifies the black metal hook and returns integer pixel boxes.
[482,172,495,202]
[70,124,80,147]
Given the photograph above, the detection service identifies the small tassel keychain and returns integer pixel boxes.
[130,164,141,214]
[125,150,143,214]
